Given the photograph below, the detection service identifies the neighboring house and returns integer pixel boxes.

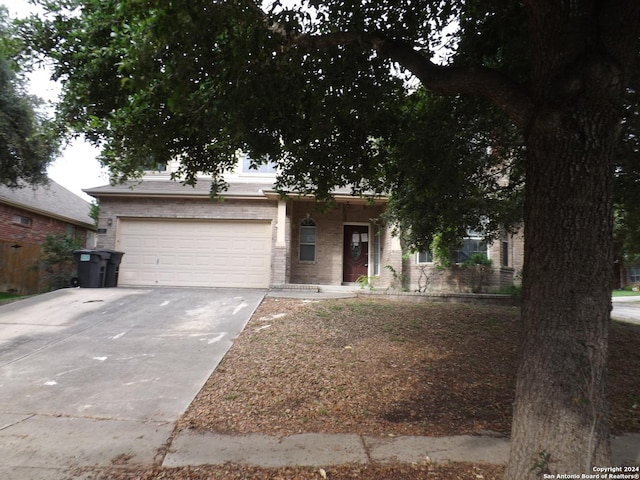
[0,180,97,294]
[85,159,523,293]
[615,261,640,290]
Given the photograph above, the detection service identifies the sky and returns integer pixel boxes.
[2,0,109,202]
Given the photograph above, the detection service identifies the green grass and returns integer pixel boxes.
[0,292,32,306]
[612,290,640,297]
[0,292,21,300]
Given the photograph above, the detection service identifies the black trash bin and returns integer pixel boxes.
[73,250,110,288]
[99,250,125,287]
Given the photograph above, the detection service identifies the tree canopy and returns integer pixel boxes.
[20,0,533,246]
[0,6,57,187]
[22,1,640,478]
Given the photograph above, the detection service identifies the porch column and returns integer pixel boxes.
[271,199,288,286]
[386,227,405,287]
[276,199,286,247]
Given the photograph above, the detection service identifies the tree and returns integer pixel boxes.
[0,6,57,187]
[25,1,640,477]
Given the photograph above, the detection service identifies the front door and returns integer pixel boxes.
[343,225,369,283]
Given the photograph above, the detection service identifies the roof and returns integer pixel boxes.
[84,178,388,205]
[0,180,96,230]
[84,178,273,198]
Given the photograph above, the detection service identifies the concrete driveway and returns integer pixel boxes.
[0,287,265,480]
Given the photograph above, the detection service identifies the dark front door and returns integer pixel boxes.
[343,225,369,283]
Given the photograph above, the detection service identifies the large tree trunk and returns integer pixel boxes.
[504,104,616,478]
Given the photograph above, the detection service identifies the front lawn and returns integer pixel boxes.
[180,297,640,437]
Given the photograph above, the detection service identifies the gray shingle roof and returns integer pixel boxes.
[0,180,95,229]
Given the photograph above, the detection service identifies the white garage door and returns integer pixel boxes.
[116,219,272,288]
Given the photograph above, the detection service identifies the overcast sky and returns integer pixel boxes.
[2,0,108,202]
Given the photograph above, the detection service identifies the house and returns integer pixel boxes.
[85,159,523,293]
[0,180,97,294]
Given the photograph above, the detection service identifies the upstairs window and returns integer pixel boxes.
[299,217,316,262]
[242,155,277,174]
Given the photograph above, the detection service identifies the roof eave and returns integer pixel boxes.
[261,190,388,205]
[85,190,270,201]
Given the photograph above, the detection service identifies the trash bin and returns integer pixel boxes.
[99,250,125,287]
[73,250,110,288]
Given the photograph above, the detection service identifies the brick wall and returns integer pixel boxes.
[402,230,524,293]
[0,203,89,245]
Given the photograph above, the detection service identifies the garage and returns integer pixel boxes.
[116,218,272,288]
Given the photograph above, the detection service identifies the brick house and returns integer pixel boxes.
[86,160,523,292]
[0,181,96,294]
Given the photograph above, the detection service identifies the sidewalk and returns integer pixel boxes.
[162,431,640,469]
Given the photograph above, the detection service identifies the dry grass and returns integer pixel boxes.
[179,298,521,438]
[78,462,506,479]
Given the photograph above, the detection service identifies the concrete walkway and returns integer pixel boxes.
[163,431,640,468]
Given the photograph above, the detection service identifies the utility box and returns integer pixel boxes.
[73,250,110,288]
[99,250,125,287]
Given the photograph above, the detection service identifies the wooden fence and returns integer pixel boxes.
[0,240,44,295]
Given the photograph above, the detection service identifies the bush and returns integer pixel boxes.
[463,252,493,267]
[36,234,82,291]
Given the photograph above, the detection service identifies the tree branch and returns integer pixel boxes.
[290,31,534,129]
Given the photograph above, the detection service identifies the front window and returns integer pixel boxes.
[417,250,433,264]
[453,235,487,263]
[629,267,640,284]
[299,218,316,261]
[501,238,510,267]
[417,231,487,265]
